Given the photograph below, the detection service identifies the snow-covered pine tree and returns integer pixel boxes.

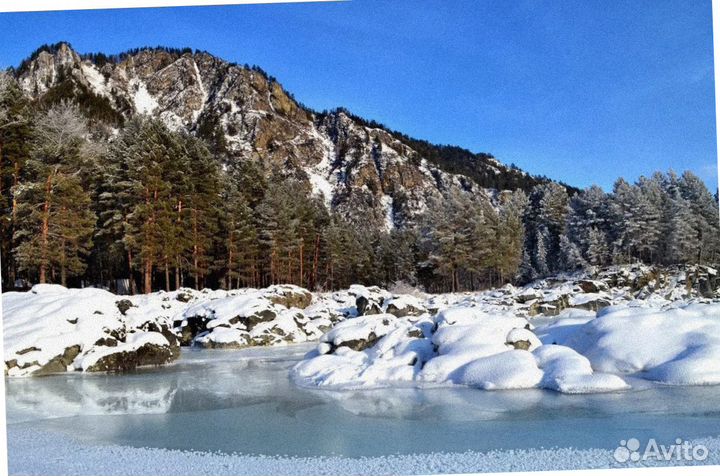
[533,227,550,277]
[586,227,609,266]
[566,185,611,265]
[558,234,586,271]
[524,183,569,275]
[493,189,528,283]
[667,193,699,264]
[678,171,720,263]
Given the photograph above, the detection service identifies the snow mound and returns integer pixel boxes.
[562,303,720,386]
[293,297,720,393]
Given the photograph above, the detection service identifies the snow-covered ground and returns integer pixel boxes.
[3,284,342,376]
[8,426,720,476]
[4,264,720,393]
[293,265,720,393]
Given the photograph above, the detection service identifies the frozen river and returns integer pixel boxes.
[5,344,720,474]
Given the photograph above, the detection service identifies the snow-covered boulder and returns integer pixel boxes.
[562,303,720,386]
[505,328,541,351]
[3,286,179,377]
[349,285,391,316]
[578,279,609,293]
[292,303,627,393]
[567,293,612,312]
[319,314,401,353]
[382,295,427,318]
[515,288,543,304]
[261,284,313,309]
[178,287,337,349]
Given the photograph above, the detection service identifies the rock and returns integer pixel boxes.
[568,295,612,312]
[176,291,193,303]
[94,337,118,347]
[356,295,383,316]
[32,345,80,376]
[509,339,532,351]
[115,299,134,315]
[516,288,542,304]
[578,280,609,293]
[176,315,211,346]
[243,308,279,328]
[85,343,176,372]
[16,346,40,355]
[264,285,312,309]
[33,358,66,376]
[383,295,426,318]
[193,326,251,349]
[340,332,380,352]
[505,328,541,351]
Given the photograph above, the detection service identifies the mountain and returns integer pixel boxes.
[9,42,571,230]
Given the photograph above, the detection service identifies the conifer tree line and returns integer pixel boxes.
[2,77,719,294]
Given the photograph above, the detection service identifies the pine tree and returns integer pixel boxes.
[183,133,221,290]
[666,193,699,264]
[566,185,611,264]
[13,101,96,285]
[586,227,609,266]
[214,178,260,289]
[524,183,569,274]
[493,190,527,283]
[678,171,720,263]
[0,73,32,289]
[122,118,188,293]
[533,228,550,277]
[559,234,586,271]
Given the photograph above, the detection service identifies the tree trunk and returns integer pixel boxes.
[60,237,67,287]
[270,250,275,285]
[299,240,304,288]
[164,262,170,292]
[127,249,137,295]
[144,259,153,294]
[39,172,54,284]
[312,234,320,290]
[287,250,292,284]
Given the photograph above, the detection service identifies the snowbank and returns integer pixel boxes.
[3,284,334,376]
[562,303,720,386]
[294,300,720,394]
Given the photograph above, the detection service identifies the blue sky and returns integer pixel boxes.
[0,0,716,191]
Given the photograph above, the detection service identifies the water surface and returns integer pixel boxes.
[6,345,720,457]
